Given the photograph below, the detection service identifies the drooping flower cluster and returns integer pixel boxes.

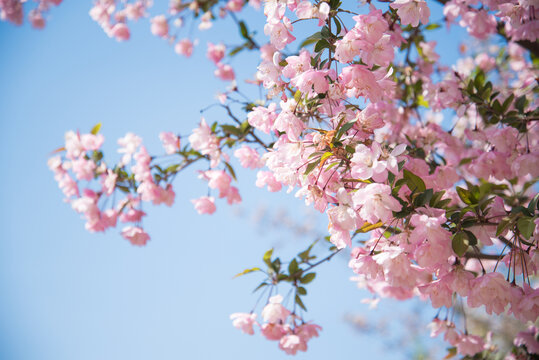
[231,295,321,355]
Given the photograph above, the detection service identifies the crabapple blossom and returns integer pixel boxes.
[121,226,150,246]
[191,196,217,215]
[33,0,539,356]
[230,313,257,335]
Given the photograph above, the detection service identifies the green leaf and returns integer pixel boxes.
[234,267,261,278]
[288,258,299,275]
[452,232,469,257]
[517,217,535,240]
[528,193,539,214]
[304,158,321,176]
[502,94,515,113]
[263,248,273,267]
[297,286,307,295]
[314,39,330,53]
[300,272,316,284]
[165,164,181,173]
[414,188,433,207]
[474,70,485,91]
[515,95,527,112]
[294,90,302,103]
[221,124,243,137]
[403,169,426,192]
[320,151,333,162]
[462,230,478,246]
[229,44,246,57]
[239,21,249,39]
[224,162,237,181]
[253,282,268,293]
[295,294,307,311]
[417,95,429,108]
[90,122,102,135]
[425,23,441,30]
[337,121,355,137]
[429,190,446,208]
[496,217,512,236]
[320,26,331,39]
[456,186,473,205]
[333,17,342,35]
[299,32,322,49]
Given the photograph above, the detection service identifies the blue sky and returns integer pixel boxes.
[0,1,468,359]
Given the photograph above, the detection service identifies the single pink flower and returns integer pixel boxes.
[121,226,150,246]
[191,196,216,215]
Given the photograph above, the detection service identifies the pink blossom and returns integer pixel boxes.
[264,20,296,50]
[456,334,485,356]
[261,295,290,323]
[121,226,150,246]
[174,38,194,57]
[200,170,232,198]
[279,334,307,355]
[111,23,130,41]
[101,169,117,196]
[230,312,257,335]
[0,0,23,25]
[150,15,168,38]
[352,183,402,224]
[188,118,222,167]
[514,326,539,354]
[247,103,277,134]
[159,132,180,154]
[191,196,216,215]
[81,133,104,151]
[467,272,512,315]
[225,186,242,205]
[256,171,282,192]
[390,0,430,27]
[234,145,264,169]
[71,157,96,181]
[261,323,288,341]
[340,65,384,102]
[119,207,146,223]
[214,62,235,81]
[317,2,329,26]
[29,10,45,29]
[418,279,453,308]
[207,42,226,64]
[350,143,386,181]
[117,132,142,164]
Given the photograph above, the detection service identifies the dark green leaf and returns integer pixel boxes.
[403,169,426,192]
[239,21,249,39]
[300,272,316,284]
[496,217,512,236]
[304,159,321,176]
[452,232,469,257]
[295,294,307,311]
[224,162,237,181]
[288,258,299,275]
[517,217,535,240]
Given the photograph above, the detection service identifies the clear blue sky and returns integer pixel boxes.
[0,1,466,359]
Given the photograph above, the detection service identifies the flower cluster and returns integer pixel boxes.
[230,295,321,355]
[28,0,539,357]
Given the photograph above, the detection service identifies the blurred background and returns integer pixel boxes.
[0,1,469,359]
